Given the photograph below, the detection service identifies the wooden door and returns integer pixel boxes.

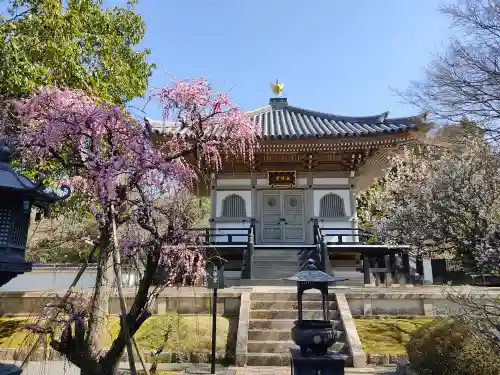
[261,191,282,242]
[260,191,305,243]
[282,191,305,242]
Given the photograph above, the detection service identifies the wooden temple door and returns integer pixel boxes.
[282,191,305,243]
[261,191,305,243]
[261,191,282,243]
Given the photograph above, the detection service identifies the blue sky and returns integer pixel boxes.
[130,0,457,121]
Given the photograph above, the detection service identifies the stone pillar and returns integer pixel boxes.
[422,254,434,285]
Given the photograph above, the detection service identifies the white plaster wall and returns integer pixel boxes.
[256,178,267,186]
[215,190,252,217]
[313,189,352,217]
[214,221,250,243]
[319,220,356,243]
[216,178,251,187]
[313,177,349,185]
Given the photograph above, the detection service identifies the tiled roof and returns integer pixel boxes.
[146,98,422,140]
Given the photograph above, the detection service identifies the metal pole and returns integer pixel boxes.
[211,286,218,374]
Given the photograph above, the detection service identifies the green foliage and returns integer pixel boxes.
[406,319,500,375]
[0,0,154,220]
[0,0,154,105]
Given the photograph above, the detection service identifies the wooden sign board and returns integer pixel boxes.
[206,263,225,289]
[268,171,296,187]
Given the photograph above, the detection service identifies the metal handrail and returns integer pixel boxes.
[241,219,255,279]
[317,227,377,244]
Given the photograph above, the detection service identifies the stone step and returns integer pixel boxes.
[249,319,296,330]
[251,300,337,310]
[247,328,346,342]
[253,251,301,257]
[246,353,291,366]
[251,309,339,320]
[247,340,348,354]
[248,329,291,341]
[247,340,295,353]
[246,351,352,366]
[252,262,299,269]
[251,265,299,272]
[249,319,342,330]
[251,271,300,279]
[240,279,297,286]
[246,279,355,286]
[252,260,299,267]
[251,292,336,302]
[252,259,300,265]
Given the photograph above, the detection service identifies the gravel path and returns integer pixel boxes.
[3,361,396,375]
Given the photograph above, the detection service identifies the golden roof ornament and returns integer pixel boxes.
[270,79,284,97]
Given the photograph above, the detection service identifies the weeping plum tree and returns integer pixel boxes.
[358,133,500,274]
[12,78,258,375]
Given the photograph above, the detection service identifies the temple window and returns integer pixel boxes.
[221,194,247,217]
[319,193,346,217]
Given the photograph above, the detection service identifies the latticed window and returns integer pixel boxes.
[221,194,246,217]
[319,193,346,217]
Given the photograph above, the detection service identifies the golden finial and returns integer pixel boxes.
[270,79,284,97]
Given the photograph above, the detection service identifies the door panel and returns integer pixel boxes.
[260,190,305,243]
[261,192,282,242]
[282,192,305,242]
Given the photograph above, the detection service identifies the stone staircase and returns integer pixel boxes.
[241,247,365,286]
[246,292,351,366]
[249,248,301,285]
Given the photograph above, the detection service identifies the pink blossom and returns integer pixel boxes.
[12,77,256,289]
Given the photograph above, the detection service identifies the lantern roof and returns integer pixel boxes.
[285,259,348,284]
[0,143,69,206]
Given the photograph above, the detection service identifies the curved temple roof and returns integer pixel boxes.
[146,98,423,140]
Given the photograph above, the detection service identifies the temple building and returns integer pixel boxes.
[147,85,427,286]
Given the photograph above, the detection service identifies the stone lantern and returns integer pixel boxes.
[0,142,69,287]
[284,259,348,375]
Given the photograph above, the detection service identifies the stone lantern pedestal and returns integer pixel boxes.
[285,259,349,375]
[290,349,346,375]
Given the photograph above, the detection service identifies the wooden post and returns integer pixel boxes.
[389,254,398,285]
[377,256,386,285]
[402,252,412,285]
[321,235,329,274]
[363,254,371,285]
[384,254,392,286]
[372,256,381,286]
[394,254,404,285]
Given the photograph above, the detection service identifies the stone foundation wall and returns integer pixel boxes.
[1,287,499,317]
[345,288,500,316]
[0,288,243,317]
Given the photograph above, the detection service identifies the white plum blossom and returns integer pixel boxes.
[359,135,500,273]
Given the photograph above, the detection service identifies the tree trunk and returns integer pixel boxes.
[82,222,115,375]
